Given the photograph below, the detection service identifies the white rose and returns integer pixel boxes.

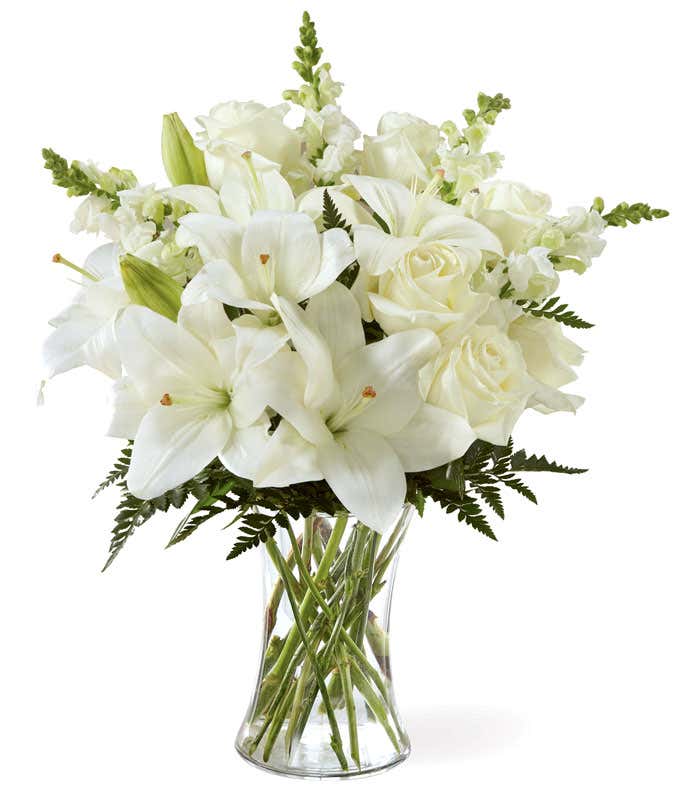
[424,324,532,444]
[506,246,558,300]
[196,101,302,188]
[362,112,440,187]
[508,314,584,413]
[369,241,490,335]
[463,180,552,254]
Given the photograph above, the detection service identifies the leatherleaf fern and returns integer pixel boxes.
[94,437,586,569]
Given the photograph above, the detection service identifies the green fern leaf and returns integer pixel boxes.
[511,451,587,474]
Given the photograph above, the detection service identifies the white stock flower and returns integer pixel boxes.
[248,283,474,531]
[178,210,354,317]
[509,314,584,413]
[196,101,302,188]
[462,180,552,254]
[344,174,503,277]
[424,324,533,445]
[362,112,441,187]
[506,246,558,300]
[111,302,288,498]
[43,244,129,379]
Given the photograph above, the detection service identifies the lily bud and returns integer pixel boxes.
[120,254,183,321]
[161,112,209,187]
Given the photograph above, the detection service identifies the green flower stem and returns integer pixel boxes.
[349,657,401,753]
[284,651,315,756]
[266,538,348,771]
[266,512,348,685]
[337,647,360,769]
[262,674,297,762]
[354,529,378,647]
[265,533,305,639]
[301,514,313,570]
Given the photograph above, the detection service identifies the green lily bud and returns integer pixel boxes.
[120,254,183,321]
[161,112,209,187]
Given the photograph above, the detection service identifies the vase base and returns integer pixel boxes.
[234,740,410,780]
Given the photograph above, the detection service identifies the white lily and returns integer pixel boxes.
[178,209,354,318]
[343,174,503,276]
[111,301,288,498]
[43,243,129,379]
[250,283,475,531]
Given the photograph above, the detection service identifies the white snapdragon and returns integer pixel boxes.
[303,105,360,183]
[506,246,559,300]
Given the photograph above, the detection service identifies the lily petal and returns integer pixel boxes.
[254,421,323,487]
[177,213,242,263]
[181,258,271,311]
[338,328,440,435]
[165,185,221,215]
[352,225,417,275]
[219,421,271,481]
[107,377,146,439]
[305,282,364,367]
[318,429,406,533]
[270,293,336,411]
[387,404,475,471]
[343,175,414,234]
[127,403,232,499]
[305,228,355,297]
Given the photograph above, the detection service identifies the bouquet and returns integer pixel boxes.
[41,11,668,779]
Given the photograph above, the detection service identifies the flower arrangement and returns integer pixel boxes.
[41,11,668,778]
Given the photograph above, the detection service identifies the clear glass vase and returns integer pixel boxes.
[235,507,413,779]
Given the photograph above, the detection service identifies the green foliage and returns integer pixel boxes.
[93,444,132,497]
[322,189,358,288]
[516,295,594,329]
[322,190,352,234]
[228,512,291,560]
[592,197,669,228]
[410,438,585,541]
[462,92,511,127]
[96,434,586,567]
[510,450,588,475]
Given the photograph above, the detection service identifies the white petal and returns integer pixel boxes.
[116,306,222,402]
[318,430,406,533]
[387,404,475,472]
[177,213,242,263]
[180,259,271,311]
[178,300,234,345]
[529,383,584,414]
[305,282,364,367]
[305,228,355,297]
[254,421,323,487]
[84,243,120,279]
[270,293,337,411]
[231,314,289,374]
[419,213,504,256]
[338,329,440,435]
[352,225,417,275]
[165,185,221,215]
[242,210,321,302]
[108,377,146,438]
[127,404,232,499]
[343,175,414,234]
[219,421,271,480]
[242,350,332,445]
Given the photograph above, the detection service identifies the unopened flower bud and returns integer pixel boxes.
[119,254,183,321]
[161,112,209,187]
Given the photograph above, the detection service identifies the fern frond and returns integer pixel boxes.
[322,189,352,233]
[93,444,132,497]
[516,296,594,329]
[511,451,587,475]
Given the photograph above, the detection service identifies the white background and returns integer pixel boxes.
[2,1,679,791]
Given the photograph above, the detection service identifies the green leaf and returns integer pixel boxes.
[510,451,587,475]
[516,296,594,329]
[93,443,132,498]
